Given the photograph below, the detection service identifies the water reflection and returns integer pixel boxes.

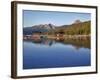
[24,37,90,49]
[23,37,91,69]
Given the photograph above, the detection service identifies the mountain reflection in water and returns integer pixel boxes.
[24,37,90,49]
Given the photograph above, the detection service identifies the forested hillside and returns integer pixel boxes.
[51,21,91,35]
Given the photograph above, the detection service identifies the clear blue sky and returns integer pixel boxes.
[23,10,91,27]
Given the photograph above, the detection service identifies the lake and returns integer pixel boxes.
[23,37,91,69]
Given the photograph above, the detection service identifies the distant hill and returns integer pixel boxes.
[54,21,91,35]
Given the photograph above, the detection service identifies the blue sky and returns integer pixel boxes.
[23,10,91,27]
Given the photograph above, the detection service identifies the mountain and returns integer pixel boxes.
[23,24,55,35]
[73,20,81,24]
[32,24,55,30]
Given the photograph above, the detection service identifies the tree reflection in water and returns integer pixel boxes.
[24,37,90,49]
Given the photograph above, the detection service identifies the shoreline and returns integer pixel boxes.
[23,34,90,40]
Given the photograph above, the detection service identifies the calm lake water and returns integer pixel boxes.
[23,38,91,69]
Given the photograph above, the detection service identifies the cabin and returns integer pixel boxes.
[55,31,64,37]
[55,31,65,40]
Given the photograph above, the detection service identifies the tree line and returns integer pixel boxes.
[48,21,91,35]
